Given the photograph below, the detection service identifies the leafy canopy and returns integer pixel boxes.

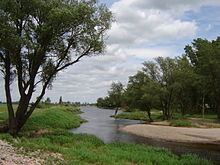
[0,0,113,100]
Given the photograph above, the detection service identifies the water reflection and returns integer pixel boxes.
[70,106,220,163]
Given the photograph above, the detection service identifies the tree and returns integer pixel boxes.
[97,97,104,107]
[173,56,197,115]
[0,0,113,136]
[44,97,51,104]
[96,97,113,108]
[108,82,124,108]
[124,71,155,121]
[185,37,220,118]
[96,82,125,110]
[59,96,63,104]
[141,57,179,120]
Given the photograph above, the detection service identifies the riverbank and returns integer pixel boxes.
[0,104,214,165]
[113,111,220,128]
[119,124,220,144]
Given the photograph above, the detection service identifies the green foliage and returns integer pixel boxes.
[97,82,124,109]
[44,97,51,104]
[185,37,220,118]
[125,71,157,110]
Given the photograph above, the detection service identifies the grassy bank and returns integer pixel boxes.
[113,110,163,121]
[113,110,220,128]
[0,104,213,165]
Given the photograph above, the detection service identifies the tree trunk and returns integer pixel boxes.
[202,95,205,118]
[146,105,153,122]
[163,102,171,120]
[114,107,118,116]
[4,53,18,136]
[0,125,9,133]
[163,107,171,120]
[7,108,30,136]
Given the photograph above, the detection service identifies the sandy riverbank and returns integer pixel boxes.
[119,124,220,144]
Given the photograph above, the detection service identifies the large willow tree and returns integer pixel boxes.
[0,0,113,136]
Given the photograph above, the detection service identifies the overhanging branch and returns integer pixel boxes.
[56,47,92,72]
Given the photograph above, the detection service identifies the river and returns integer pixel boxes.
[70,106,220,163]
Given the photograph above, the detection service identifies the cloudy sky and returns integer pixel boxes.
[1,0,220,103]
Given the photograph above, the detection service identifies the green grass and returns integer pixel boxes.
[114,111,163,121]
[21,105,86,132]
[0,131,212,165]
[172,113,188,120]
[114,111,148,121]
[0,104,18,112]
[0,104,18,122]
[0,104,8,124]
[189,114,217,119]
[170,120,194,127]
[0,104,213,165]
[0,104,6,112]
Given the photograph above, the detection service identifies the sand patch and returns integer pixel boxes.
[119,124,220,144]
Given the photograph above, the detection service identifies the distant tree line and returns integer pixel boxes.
[97,37,220,120]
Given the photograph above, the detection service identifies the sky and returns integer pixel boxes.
[1,0,220,103]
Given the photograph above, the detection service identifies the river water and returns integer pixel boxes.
[70,106,220,163]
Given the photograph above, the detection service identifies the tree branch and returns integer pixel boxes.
[25,46,92,118]
[15,18,25,95]
[25,72,55,119]
[34,80,42,87]
[56,47,92,72]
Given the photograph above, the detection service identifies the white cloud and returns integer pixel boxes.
[124,47,177,59]
[115,0,220,14]
[108,0,199,45]
[39,45,176,103]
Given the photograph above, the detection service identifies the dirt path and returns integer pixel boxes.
[119,124,220,144]
[0,140,43,165]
